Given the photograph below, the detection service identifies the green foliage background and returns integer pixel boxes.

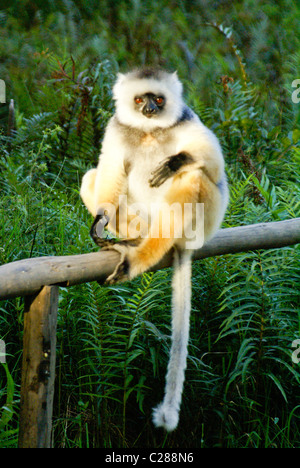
[0,0,299,448]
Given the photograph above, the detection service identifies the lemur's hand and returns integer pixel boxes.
[149,152,193,188]
[90,209,109,246]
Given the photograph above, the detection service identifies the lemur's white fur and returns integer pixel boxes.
[152,249,192,431]
[80,67,228,431]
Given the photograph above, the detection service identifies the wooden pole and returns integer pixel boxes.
[18,285,59,448]
[0,218,299,300]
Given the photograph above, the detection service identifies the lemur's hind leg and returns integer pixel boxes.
[106,170,201,284]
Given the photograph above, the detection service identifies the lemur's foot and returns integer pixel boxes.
[101,238,140,251]
[104,238,143,284]
[104,244,130,284]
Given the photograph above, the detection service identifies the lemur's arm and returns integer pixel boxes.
[149,123,225,188]
[80,119,127,243]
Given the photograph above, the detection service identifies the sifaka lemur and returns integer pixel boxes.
[80,67,228,431]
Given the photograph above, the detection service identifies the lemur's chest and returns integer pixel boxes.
[125,130,174,169]
[125,131,174,209]
[140,133,158,146]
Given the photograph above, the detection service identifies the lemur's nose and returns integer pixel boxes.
[143,101,157,117]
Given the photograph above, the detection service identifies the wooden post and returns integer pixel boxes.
[18,285,59,448]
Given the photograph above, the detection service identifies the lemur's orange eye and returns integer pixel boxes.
[155,96,164,105]
[134,97,143,104]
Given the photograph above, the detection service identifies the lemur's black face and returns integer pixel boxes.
[134,93,165,118]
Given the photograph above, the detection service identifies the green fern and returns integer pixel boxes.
[55,269,172,447]
[216,247,300,445]
[0,0,299,448]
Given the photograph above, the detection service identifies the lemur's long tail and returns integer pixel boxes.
[152,248,192,431]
